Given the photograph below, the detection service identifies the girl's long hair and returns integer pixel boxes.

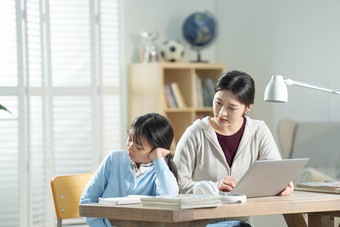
[130,112,178,181]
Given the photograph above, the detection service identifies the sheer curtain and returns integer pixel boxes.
[0,0,121,226]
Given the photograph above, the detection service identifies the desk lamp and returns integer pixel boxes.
[264,75,340,103]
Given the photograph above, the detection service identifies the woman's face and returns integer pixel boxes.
[126,129,153,164]
[212,90,252,127]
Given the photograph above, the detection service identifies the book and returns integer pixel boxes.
[99,195,151,205]
[195,75,204,107]
[295,181,340,194]
[164,84,178,108]
[164,84,172,108]
[141,194,222,209]
[201,78,215,107]
[170,82,187,108]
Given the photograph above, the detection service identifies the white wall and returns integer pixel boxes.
[216,0,340,132]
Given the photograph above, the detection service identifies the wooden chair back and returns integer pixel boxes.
[50,173,93,226]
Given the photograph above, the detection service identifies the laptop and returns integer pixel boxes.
[227,158,309,198]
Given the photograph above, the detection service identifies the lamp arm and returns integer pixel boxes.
[285,79,340,95]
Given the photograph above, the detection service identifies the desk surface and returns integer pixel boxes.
[79,191,340,224]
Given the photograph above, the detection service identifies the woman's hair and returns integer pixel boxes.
[214,70,255,107]
[129,112,178,181]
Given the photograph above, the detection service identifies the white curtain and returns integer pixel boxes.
[0,0,121,226]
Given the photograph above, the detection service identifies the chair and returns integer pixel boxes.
[50,173,93,227]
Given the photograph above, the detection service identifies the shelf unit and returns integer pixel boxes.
[129,62,226,144]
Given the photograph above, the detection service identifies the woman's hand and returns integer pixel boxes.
[149,148,170,161]
[218,176,238,192]
[280,181,294,196]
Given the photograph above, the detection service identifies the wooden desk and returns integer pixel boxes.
[79,191,340,227]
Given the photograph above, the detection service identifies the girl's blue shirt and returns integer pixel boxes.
[80,150,179,227]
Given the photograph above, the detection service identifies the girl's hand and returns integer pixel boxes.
[280,181,294,196]
[218,176,238,192]
[149,148,170,161]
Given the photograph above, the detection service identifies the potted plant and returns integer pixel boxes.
[0,104,11,113]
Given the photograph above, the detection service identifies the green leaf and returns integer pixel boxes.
[0,104,11,113]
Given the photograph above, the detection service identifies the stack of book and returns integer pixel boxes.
[141,194,222,209]
[295,181,340,194]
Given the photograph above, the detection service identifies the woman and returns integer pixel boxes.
[81,112,179,227]
[174,70,293,226]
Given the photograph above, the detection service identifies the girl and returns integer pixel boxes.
[80,112,179,227]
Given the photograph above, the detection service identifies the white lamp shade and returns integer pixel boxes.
[264,75,288,103]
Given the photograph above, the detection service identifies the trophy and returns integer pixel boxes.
[140,31,160,63]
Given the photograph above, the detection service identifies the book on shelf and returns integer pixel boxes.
[99,195,151,205]
[201,78,215,107]
[195,76,215,107]
[164,84,178,108]
[295,181,340,194]
[141,194,222,209]
[170,82,187,108]
[195,75,204,107]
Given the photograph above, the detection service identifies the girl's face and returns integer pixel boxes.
[213,90,252,127]
[126,129,153,165]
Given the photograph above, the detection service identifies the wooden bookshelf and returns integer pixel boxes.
[129,62,226,145]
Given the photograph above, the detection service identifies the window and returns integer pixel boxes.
[0,0,121,226]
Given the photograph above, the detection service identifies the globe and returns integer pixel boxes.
[182,12,217,62]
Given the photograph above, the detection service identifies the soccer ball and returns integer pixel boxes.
[160,40,184,62]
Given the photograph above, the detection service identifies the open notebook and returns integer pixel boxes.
[99,195,150,205]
